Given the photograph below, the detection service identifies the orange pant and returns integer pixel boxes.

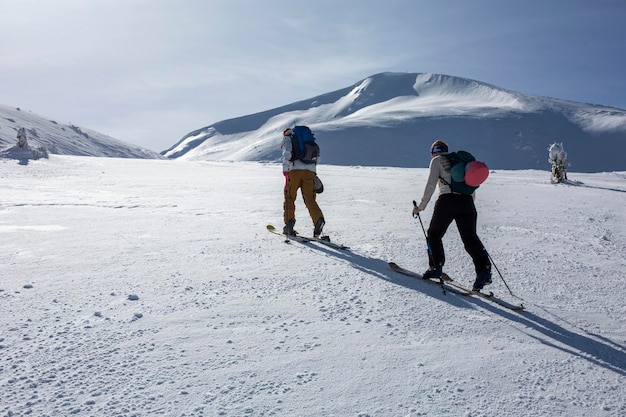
[283,170,323,226]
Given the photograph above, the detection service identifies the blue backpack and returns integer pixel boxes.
[290,126,320,164]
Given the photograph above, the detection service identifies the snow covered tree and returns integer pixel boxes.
[17,127,28,148]
[548,142,568,183]
[8,127,48,160]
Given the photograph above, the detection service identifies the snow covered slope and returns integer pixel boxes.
[1,156,624,416]
[163,72,626,172]
[0,105,161,159]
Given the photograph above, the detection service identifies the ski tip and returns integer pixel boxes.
[266,224,276,231]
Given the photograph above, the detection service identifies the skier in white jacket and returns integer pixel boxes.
[413,140,492,290]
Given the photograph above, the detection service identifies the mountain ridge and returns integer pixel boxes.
[163,72,626,172]
[0,104,161,159]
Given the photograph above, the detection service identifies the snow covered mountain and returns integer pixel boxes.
[163,72,626,172]
[0,105,161,159]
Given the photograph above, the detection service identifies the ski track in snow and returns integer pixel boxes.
[0,156,624,417]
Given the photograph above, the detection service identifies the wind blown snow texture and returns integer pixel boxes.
[163,72,626,172]
[0,156,624,416]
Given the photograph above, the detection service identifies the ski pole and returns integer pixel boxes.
[413,200,446,294]
[412,201,430,253]
[413,202,437,273]
[483,247,516,297]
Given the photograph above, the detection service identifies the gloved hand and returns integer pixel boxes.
[283,171,290,190]
[412,200,421,218]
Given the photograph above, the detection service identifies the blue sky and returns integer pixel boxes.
[1,0,624,152]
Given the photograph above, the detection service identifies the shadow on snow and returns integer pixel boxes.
[299,240,626,377]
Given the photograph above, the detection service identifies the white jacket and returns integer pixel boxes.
[282,134,317,173]
[416,154,454,211]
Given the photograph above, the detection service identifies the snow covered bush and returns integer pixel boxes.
[31,146,49,159]
[548,142,568,183]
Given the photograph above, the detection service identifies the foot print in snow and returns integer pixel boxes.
[295,371,318,385]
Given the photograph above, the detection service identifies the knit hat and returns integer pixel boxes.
[430,140,449,155]
[283,128,293,137]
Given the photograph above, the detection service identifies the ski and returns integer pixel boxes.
[266,224,313,244]
[388,262,524,311]
[267,225,349,250]
[388,262,471,296]
[443,279,525,311]
[298,234,349,250]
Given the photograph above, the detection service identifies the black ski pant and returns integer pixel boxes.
[426,193,490,274]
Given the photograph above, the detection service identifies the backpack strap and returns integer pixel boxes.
[438,175,456,193]
[437,153,454,191]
